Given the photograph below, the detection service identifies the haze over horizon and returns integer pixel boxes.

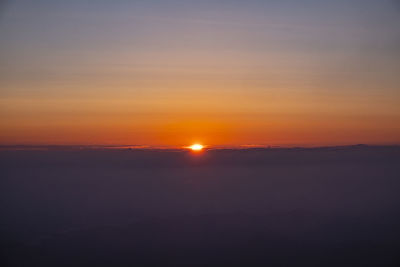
[1,0,399,146]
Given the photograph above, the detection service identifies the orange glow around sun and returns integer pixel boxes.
[188,144,204,151]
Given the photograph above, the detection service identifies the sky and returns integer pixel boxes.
[0,0,399,147]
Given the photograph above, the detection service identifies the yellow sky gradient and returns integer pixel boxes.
[1,87,399,146]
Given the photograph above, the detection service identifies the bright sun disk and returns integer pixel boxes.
[189,144,203,151]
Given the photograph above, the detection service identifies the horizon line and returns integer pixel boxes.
[1,143,399,151]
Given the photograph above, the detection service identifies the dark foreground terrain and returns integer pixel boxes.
[1,145,400,266]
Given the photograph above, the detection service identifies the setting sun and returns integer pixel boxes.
[188,144,204,151]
